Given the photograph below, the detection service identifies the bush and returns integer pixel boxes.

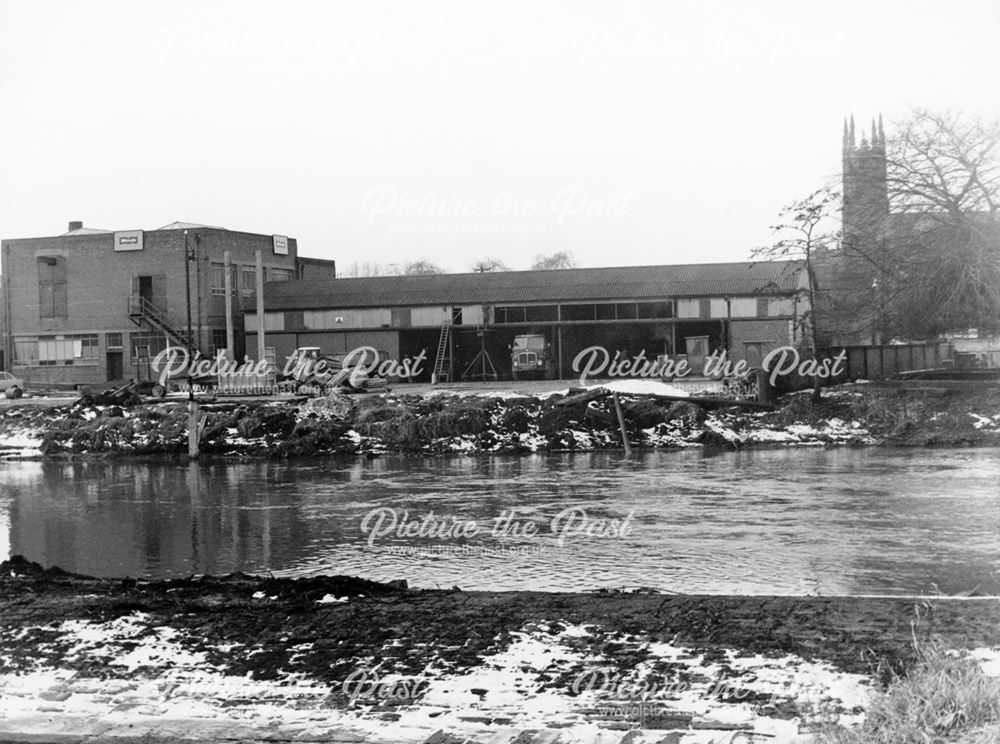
[820,640,1000,744]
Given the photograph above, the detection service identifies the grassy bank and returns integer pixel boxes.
[0,382,998,458]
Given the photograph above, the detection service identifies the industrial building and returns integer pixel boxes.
[246,261,808,382]
[1,221,336,386]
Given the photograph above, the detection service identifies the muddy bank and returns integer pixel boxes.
[2,555,998,686]
[1,383,998,458]
[3,556,999,742]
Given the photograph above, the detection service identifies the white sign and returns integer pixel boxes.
[114,230,143,251]
[272,234,289,255]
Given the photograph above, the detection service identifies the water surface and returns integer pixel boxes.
[0,448,997,595]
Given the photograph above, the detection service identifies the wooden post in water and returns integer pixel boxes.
[612,391,632,457]
[188,400,200,458]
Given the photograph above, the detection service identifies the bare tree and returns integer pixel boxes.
[471,257,509,273]
[879,110,1000,337]
[753,187,840,401]
[404,260,444,275]
[531,251,577,270]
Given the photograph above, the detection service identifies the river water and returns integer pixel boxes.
[0,448,997,595]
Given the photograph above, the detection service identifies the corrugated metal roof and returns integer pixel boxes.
[256,261,803,310]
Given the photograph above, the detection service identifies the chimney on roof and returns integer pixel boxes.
[67,221,83,232]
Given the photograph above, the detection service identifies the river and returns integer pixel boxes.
[0,447,997,595]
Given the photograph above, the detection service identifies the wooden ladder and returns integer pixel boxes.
[432,322,451,383]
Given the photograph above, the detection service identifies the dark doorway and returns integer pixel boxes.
[106,351,124,382]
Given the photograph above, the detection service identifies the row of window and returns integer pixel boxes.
[495,302,676,324]
[33,256,295,320]
[13,331,236,367]
[14,334,100,366]
[210,264,294,296]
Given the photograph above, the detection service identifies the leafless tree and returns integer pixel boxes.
[531,251,577,270]
[881,111,1000,337]
[839,111,1000,339]
[471,257,509,273]
[404,260,444,275]
[753,187,839,401]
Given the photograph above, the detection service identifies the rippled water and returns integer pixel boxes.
[0,448,997,595]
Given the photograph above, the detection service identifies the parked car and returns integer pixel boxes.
[0,371,25,399]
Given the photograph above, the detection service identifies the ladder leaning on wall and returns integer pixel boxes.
[432,321,452,384]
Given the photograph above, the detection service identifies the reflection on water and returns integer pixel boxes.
[0,448,997,595]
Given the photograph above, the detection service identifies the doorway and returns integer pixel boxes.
[106,351,124,382]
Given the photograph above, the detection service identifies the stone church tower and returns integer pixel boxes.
[842,115,889,243]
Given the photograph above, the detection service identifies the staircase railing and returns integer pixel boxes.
[127,296,193,351]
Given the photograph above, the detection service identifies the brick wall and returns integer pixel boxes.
[2,228,300,386]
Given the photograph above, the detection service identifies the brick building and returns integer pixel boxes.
[246,261,808,382]
[1,221,336,386]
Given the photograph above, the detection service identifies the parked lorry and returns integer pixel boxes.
[511,334,554,380]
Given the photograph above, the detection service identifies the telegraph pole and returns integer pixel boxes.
[184,230,200,458]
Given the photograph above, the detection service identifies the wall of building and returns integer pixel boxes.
[2,228,299,386]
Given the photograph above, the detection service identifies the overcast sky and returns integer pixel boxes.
[2,1,998,273]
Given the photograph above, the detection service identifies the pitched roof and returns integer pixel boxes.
[157,221,225,231]
[61,226,112,236]
[256,260,803,310]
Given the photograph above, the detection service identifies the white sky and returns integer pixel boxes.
[2,0,998,272]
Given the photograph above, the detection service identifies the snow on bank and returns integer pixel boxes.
[0,613,882,742]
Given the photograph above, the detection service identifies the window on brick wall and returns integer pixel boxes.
[241,266,257,297]
[24,334,100,366]
[210,263,226,295]
[268,267,293,282]
[130,332,169,361]
[211,329,228,353]
[38,256,68,318]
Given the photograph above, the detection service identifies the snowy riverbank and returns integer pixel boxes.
[0,381,998,459]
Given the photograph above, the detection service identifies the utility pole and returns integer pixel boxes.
[184,230,200,458]
[224,249,234,359]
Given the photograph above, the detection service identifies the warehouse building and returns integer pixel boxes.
[1,221,337,386]
[246,261,808,382]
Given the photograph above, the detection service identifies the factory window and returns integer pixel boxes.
[106,333,123,349]
[129,332,169,361]
[615,303,638,320]
[211,329,228,354]
[12,338,38,366]
[210,263,226,296]
[30,334,99,366]
[562,304,596,322]
[525,305,557,322]
[241,266,257,297]
[37,256,68,318]
[495,306,525,324]
[269,267,294,282]
[595,304,616,320]
[636,301,674,319]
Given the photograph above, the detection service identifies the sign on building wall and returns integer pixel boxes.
[272,235,289,255]
[114,230,144,251]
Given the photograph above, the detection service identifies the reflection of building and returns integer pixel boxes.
[1,221,336,386]
[246,261,808,381]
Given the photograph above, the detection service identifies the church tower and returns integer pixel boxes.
[842,114,889,242]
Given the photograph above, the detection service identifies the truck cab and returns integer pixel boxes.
[511,334,554,380]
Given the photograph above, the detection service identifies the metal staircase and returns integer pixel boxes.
[127,296,196,352]
[432,322,451,383]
